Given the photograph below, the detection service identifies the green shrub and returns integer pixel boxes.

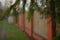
[54,33,60,40]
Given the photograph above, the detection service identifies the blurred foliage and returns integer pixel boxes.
[55,0,60,23]
[22,0,26,13]
[0,0,20,20]
[0,0,60,23]
[33,0,60,23]
[53,33,60,40]
[27,0,34,21]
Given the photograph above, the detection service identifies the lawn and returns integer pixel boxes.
[0,21,3,37]
[0,19,29,40]
[0,20,5,29]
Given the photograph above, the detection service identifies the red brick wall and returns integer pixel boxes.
[47,15,56,40]
[47,15,53,40]
[18,14,25,31]
[18,14,56,40]
[25,27,45,40]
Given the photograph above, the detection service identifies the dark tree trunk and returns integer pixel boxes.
[50,0,56,37]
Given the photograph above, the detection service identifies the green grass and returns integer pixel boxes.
[0,21,3,29]
[6,24,29,40]
[0,21,3,37]
[0,19,29,40]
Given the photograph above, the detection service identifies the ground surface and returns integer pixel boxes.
[0,19,29,40]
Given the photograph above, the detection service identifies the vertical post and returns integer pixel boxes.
[29,16,33,38]
[23,14,25,32]
[47,14,56,40]
[21,14,25,32]
[47,0,56,40]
